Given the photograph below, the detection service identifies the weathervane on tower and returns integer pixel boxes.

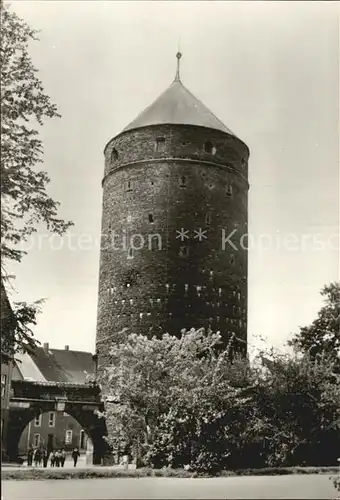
[175,49,182,82]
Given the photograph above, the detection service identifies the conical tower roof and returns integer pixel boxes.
[122,53,235,136]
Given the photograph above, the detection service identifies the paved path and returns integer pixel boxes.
[2,474,338,499]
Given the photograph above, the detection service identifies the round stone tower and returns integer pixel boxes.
[96,53,250,365]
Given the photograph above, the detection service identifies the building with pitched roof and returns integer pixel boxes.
[96,53,250,374]
[1,280,17,460]
[12,343,95,455]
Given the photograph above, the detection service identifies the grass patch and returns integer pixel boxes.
[2,465,339,481]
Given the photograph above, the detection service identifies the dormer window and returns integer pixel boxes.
[155,137,166,152]
[204,141,217,155]
[111,148,118,162]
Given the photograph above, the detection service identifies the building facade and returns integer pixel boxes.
[1,280,16,461]
[12,343,95,456]
[18,410,88,455]
[96,53,250,371]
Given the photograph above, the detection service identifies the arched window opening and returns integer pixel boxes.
[155,137,166,152]
[17,411,92,464]
[204,141,217,155]
[111,148,118,162]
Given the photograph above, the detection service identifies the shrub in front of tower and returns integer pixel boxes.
[98,328,340,474]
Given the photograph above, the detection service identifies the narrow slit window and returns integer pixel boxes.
[179,175,187,188]
[226,185,233,197]
[230,254,235,265]
[205,212,211,224]
[148,213,154,223]
[127,248,134,259]
[155,137,166,152]
[125,180,133,192]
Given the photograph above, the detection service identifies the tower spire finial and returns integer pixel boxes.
[174,49,182,82]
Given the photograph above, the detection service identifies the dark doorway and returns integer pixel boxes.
[80,430,85,449]
[47,434,53,452]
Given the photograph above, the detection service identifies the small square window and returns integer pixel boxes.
[155,137,166,152]
[179,246,190,257]
[150,236,161,251]
[204,141,217,155]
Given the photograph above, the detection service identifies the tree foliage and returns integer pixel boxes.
[1,3,72,267]
[0,4,73,354]
[289,282,340,371]
[99,328,340,473]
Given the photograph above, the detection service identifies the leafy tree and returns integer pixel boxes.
[288,282,340,371]
[98,329,256,468]
[0,4,73,354]
[99,328,340,473]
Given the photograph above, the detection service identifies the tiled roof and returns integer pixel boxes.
[122,79,235,136]
[15,347,95,384]
[13,352,46,382]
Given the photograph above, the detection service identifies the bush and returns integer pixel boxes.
[2,466,339,481]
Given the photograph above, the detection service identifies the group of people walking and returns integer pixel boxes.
[27,447,80,468]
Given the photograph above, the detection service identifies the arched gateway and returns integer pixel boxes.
[5,345,112,465]
[6,379,110,464]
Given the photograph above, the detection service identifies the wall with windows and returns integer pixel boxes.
[18,410,88,454]
[1,361,14,459]
[96,124,249,370]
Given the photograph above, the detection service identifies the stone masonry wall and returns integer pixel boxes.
[96,124,249,367]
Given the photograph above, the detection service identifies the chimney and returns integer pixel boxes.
[43,342,49,352]
[64,345,69,351]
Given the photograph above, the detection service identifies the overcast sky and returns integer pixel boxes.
[7,1,339,355]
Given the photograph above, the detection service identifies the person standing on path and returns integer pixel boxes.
[72,447,80,467]
[55,450,61,467]
[33,448,41,467]
[27,446,33,467]
[60,449,66,467]
[42,449,48,468]
[50,450,56,467]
